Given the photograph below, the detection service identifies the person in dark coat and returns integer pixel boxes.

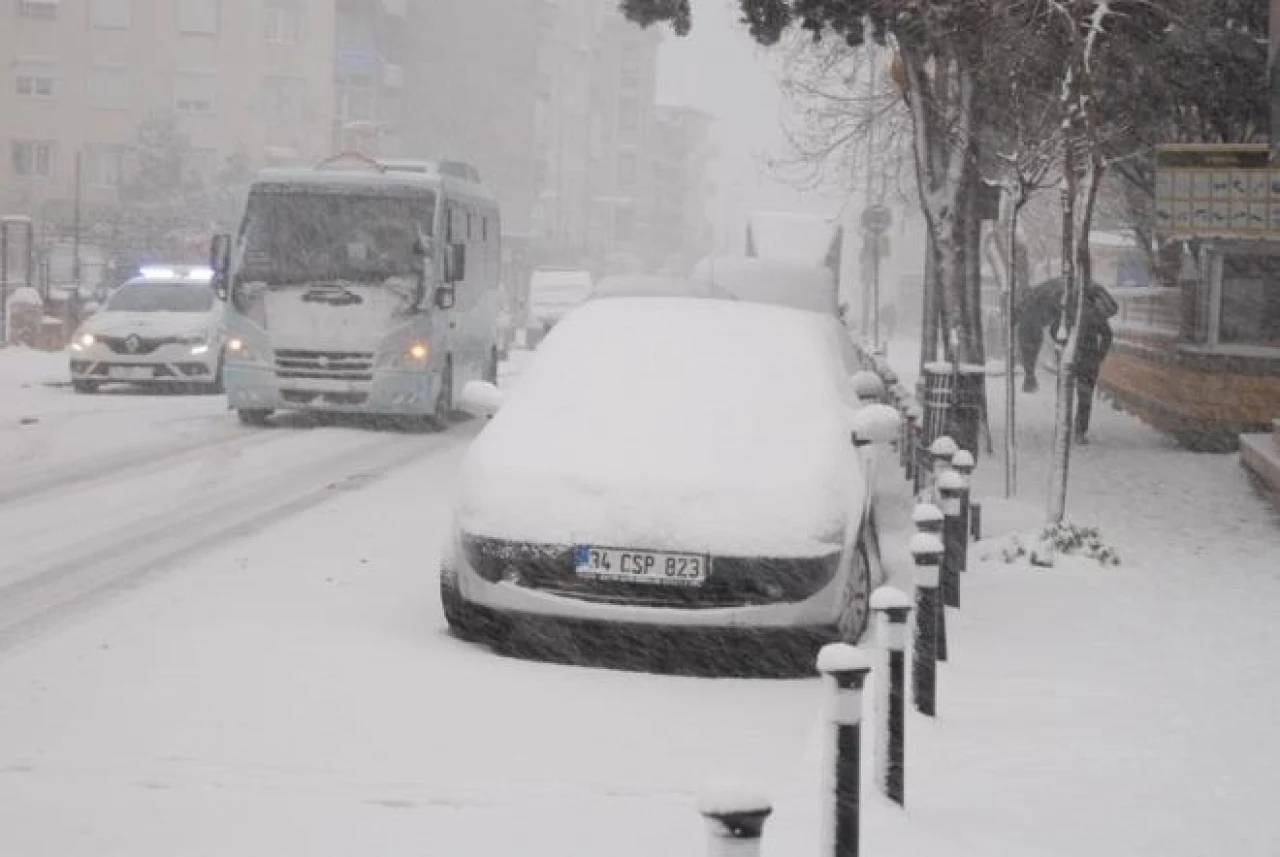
[1063,307,1113,443]
[1016,278,1117,394]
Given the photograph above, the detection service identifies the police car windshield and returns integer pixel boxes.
[106,281,214,313]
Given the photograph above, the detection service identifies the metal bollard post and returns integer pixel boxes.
[698,790,773,857]
[970,501,983,541]
[904,406,921,480]
[937,470,966,610]
[913,503,948,662]
[910,533,943,717]
[951,449,976,545]
[871,587,911,806]
[817,644,873,857]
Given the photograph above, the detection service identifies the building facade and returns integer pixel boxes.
[1,0,335,216]
[649,103,715,273]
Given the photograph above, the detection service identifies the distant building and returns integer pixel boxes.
[649,104,716,274]
[0,0,336,217]
[532,0,662,272]
[332,0,408,158]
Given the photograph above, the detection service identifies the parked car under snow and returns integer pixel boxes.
[587,273,737,302]
[439,296,898,670]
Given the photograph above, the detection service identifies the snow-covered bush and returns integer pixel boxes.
[994,523,1120,568]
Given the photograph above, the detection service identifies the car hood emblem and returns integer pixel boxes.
[124,334,142,353]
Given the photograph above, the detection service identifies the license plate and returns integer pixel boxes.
[574,546,708,587]
[109,366,154,381]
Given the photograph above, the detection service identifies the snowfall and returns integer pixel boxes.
[0,337,1277,857]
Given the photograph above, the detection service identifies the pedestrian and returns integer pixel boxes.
[1069,305,1113,444]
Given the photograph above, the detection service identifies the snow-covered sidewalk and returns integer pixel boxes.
[763,342,1280,856]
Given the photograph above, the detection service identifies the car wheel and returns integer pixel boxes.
[72,380,99,394]
[237,408,272,427]
[835,539,874,643]
[209,353,225,394]
[429,357,453,430]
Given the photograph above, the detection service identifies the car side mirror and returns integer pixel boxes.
[459,380,504,418]
[444,243,466,283]
[434,285,456,311]
[209,233,231,300]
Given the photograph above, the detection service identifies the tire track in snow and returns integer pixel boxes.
[0,424,278,507]
[0,426,471,656]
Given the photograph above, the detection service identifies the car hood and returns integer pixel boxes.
[456,402,864,559]
[82,311,214,339]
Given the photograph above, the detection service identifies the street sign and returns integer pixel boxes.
[861,204,892,234]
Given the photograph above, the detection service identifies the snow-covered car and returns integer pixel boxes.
[440,296,899,666]
[587,274,737,302]
[526,268,592,344]
[68,266,225,394]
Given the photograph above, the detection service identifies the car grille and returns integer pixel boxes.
[274,349,374,382]
[461,535,842,609]
[101,335,170,355]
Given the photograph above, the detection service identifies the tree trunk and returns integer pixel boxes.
[963,148,985,364]
[1003,188,1023,499]
[900,43,981,368]
[921,230,940,375]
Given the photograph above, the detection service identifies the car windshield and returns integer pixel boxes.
[105,282,214,313]
[239,186,435,285]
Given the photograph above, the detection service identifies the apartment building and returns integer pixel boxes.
[1,0,335,226]
[650,103,716,273]
[533,0,662,271]
[332,0,405,156]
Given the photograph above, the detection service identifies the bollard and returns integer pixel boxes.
[913,503,947,662]
[910,533,943,717]
[851,370,886,404]
[817,644,873,857]
[937,470,966,610]
[951,449,976,545]
[903,407,921,479]
[871,587,911,807]
[970,501,983,541]
[698,788,773,857]
[928,436,959,488]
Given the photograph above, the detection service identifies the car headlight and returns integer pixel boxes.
[225,337,257,362]
[71,332,95,352]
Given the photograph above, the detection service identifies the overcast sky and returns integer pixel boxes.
[653,0,846,244]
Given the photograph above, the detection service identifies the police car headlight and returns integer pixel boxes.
[189,344,211,356]
[226,337,257,362]
[71,332,95,352]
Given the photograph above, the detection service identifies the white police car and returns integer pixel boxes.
[69,266,225,394]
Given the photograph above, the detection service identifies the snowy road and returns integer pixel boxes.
[0,351,821,857]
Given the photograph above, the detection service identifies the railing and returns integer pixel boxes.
[1110,285,1181,338]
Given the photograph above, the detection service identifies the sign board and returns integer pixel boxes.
[861,204,892,234]
[1154,144,1278,239]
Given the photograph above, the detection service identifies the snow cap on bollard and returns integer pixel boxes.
[852,370,886,402]
[817,644,873,725]
[880,366,899,386]
[929,435,959,462]
[912,503,945,534]
[906,402,923,422]
[851,403,902,446]
[871,586,912,651]
[911,533,944,587]
[951,449,976,476]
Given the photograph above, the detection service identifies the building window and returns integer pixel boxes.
[89,0,132,29]
[176,0,217,34]
[15,61,56,98]
[620,41,641,90]
[173,70,216,113]
[264,75,306,123]
[84,143,124,188]
[336,85,375,122]
[87,64,129,109]
[12,140,55,178]
[264,1,299,45]
[615,207,636,243]
[1219,255,1280,348]
[618,97,640,141]
[617,152,638,189]
[18,0,60,18]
